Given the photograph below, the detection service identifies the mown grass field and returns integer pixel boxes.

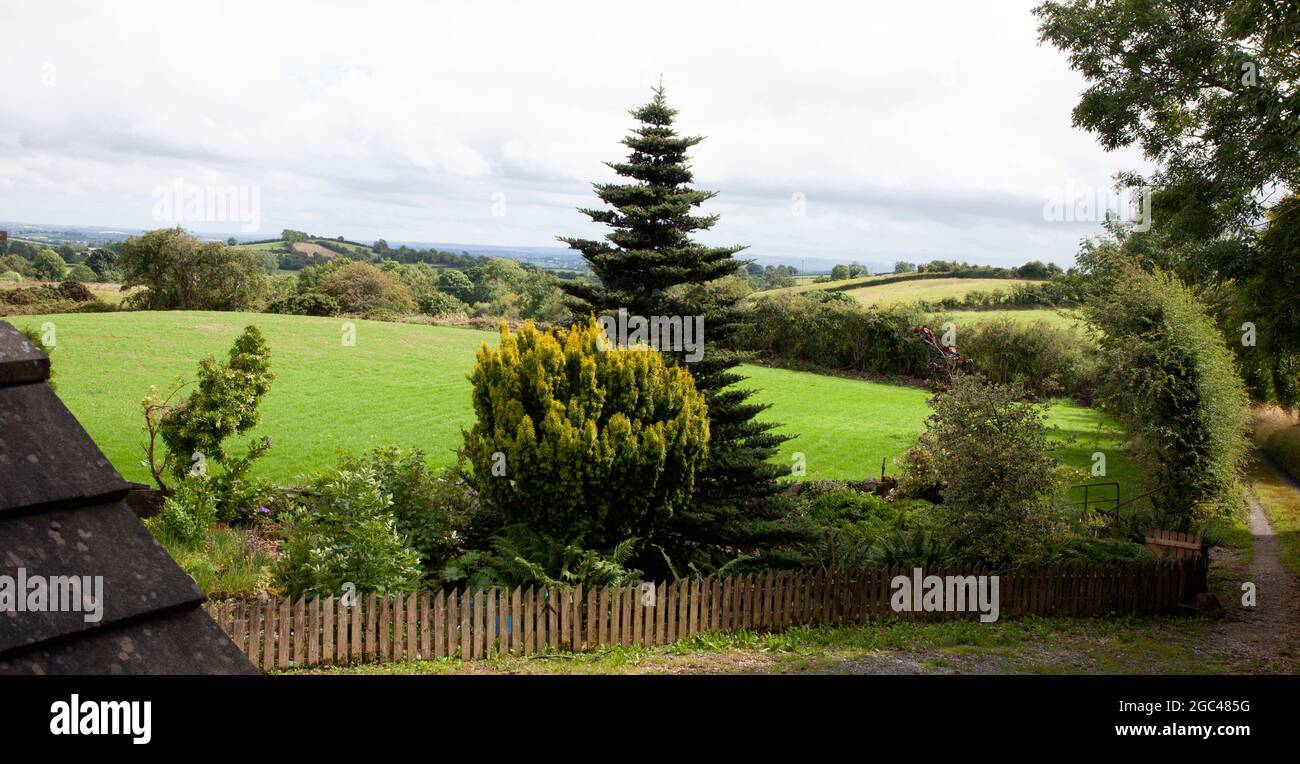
[15,311,1141,498]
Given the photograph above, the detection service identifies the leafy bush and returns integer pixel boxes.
[1065,536,1156,564]
[796,487,946,570]
[156,325,275,480]
[336,447,475,572]
[150,477,218,548]
[417,289,469,317]
[275,466,424,598]
[463,320,709,551]
[265,291,340,316]
[960,318,1099,399]
[67,264,97,282]
[57,279,95,301]
[1086,269,1250,521]
[318,261,415,315]
[734,293,929,376]
[905,375,1070,565]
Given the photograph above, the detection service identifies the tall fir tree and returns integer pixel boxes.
[559,87,807,572]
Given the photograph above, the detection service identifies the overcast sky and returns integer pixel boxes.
[0,0,1153,267]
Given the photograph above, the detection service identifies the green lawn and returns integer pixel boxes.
[14,311,1141,498]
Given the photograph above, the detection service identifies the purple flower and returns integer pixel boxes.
[257,507,270,515]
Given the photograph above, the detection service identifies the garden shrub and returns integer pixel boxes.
[150,477,218,548]
[463,319,709,552]
[1065,536,1156,564]
[796,486,946,570]
[157,325,275,480]
[336,447,476,572]
[275,466,424,598]
[318,261,415,315]
[904,375,1070,565]
[960,318,1099,399]
[734,293,929,376]
[1086,269,1250,521]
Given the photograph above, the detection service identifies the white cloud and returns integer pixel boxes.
[0,0,1151,265]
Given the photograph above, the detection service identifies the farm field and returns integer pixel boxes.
[15,311,1141,498]
[841,277,1037,307]
[927,308,1084,330]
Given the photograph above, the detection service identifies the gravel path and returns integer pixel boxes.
[1206,458,1300,672]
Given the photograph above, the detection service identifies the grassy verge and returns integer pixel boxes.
[287,615,1243,676]
[1246,455,1300,576]
[1254,406,1300,484]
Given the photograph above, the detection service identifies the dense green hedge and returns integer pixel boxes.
[734,292,930,376]
[1086,269,1250,521]
[959,318,1099,399]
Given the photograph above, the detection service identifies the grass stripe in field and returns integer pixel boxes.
[15,311,1141,498]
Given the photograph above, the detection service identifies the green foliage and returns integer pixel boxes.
[487,526,643,588]
[1066,536,1156,565]
[119,227,269,310]
[436,268,474,300]
[463,320,710,551]
[67,264,97,282]
[158,523,277,598]
[867,525,956,568]
[151,476,218,548]
[32,248,66,280]
[466,259,567,321]
[960,317,1099,399]
[735,293,929,376]
[18,325,55,391]
[337,447,475,572]
[265,291,341,316]
[417,289,469,317]
[276,466,424,598]
[1035,0,1298,234]
[318,261,415,315]
[558,86,801,571]
[909,375,1070,565]
[1086,269,1250,521]
[1261,422,1300,485]
[158,325,275,479]
[796,487,948,570]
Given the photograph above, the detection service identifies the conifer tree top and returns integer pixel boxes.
[559,86,743,316]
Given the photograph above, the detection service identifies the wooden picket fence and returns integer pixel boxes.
[209,560,1208,672]
[1143,529,1204,560]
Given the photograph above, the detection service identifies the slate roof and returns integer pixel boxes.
[0,321,256,674]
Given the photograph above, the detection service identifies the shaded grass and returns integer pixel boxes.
[1247,454,1300,576]
[1253,406,1300,485]
[291,614,1239,676]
